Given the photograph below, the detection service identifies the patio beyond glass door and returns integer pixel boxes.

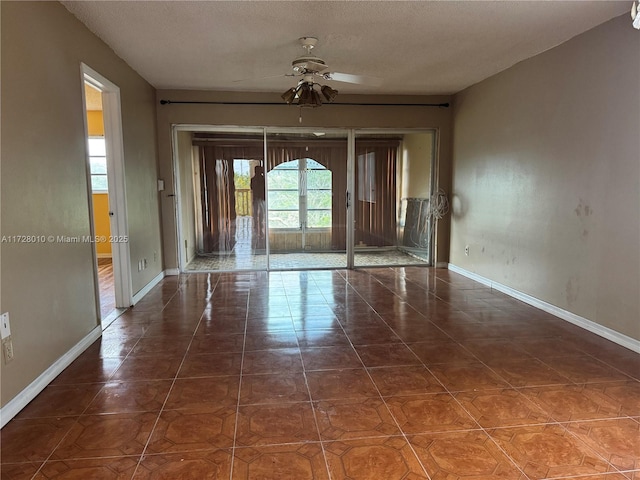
[266,131,348,270]
[353,132,434,267]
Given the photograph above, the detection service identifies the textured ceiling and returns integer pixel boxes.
[63,1,630,95]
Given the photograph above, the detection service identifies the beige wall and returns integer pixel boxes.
[450,15,639,341]
[156,91,453,268]
[402,132,434,199]
[0,2,162,407]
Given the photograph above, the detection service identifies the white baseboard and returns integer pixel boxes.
[132,271,165,305]
[448,263,640,354]
[164,268,180,276]
[96,253,112,259]
[0,325,102,428]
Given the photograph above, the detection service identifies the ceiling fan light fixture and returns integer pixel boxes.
[321,85,338,102]
[297,83,314,106]
[281,87,298,104]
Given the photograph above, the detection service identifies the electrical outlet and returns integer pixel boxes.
[0,312,11,339]
[2,336,14,363]
[465,245,470,256]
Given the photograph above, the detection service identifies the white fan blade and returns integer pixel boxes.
[632,1,637,20]
[326,72,382,87]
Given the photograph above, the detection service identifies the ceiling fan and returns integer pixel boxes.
[281,37,381,107]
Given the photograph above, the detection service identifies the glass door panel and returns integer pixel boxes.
[353,131,434,268]
[185,128,267,271]
[266,130,348,270]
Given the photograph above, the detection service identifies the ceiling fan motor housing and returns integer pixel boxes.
[292,56,328,74]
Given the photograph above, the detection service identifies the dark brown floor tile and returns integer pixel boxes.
[306,369,380,400]
[314,397,400,440]
[84,335,139,358]
[129,335,192,357]
[293,316,342,331]
[369,366,446,396]
[490,358,573,387]
[51,357,123,385]
[16,384,103,419]
[111,356,183,381]
[300,346,363,371]
[244,331,299,351]
[133,450,232,479]
[240,373,310,405]
[386,393,478,434]
[34,456,139,479]
[392,324,452,343]
[489,423,616,478]
[564,418,640,472]
[164,376,240,410]
[521,383,635,422]
[245,316,295,333]
[543,356,633,384]
[295,328,349,347]
[235,402,319,446]
[142,321,199,338]
[146,407,236,453]
[51,412,157,460]
[410,430,525,479]
[355,343,422,368]
[428,363,510,392]
[459,338,533,365]
[232,442,329,479]
[343,325,402,345]
[242,348,303,374]
[515,336,588,358]
[0,416,77,463]
[196,319,247,335]
[179,353,243,378]
[246,305,291,320]
[325,436,429,479]
[85,380,172,414]
[189,333,245,354]
[1,462,40,480]
[336,310,388,329]
[407,341,479,365]
[455,389,552,428]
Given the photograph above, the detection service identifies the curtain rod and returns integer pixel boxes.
[159,99,449,108]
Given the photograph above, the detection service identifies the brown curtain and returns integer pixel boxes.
[354,141,399,247]
[267,142,347,250]
[198,145,263,253]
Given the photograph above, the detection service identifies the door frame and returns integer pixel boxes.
[171,125,438,271]
[81,64,133,316]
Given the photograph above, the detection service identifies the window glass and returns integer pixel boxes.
[267,158,332,230]
[89,137,108,192]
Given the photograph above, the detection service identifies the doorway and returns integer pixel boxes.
[81,65,133,326]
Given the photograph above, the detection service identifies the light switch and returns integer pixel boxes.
[0,313,11,339]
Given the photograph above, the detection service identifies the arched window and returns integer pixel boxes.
[267,158,332,229]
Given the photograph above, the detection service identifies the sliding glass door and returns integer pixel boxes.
[177,126,435,272]
[265,130,348,270]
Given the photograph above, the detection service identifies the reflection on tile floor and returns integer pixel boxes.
[2,267,640,479]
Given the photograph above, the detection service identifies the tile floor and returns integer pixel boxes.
[1,267,639,479]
